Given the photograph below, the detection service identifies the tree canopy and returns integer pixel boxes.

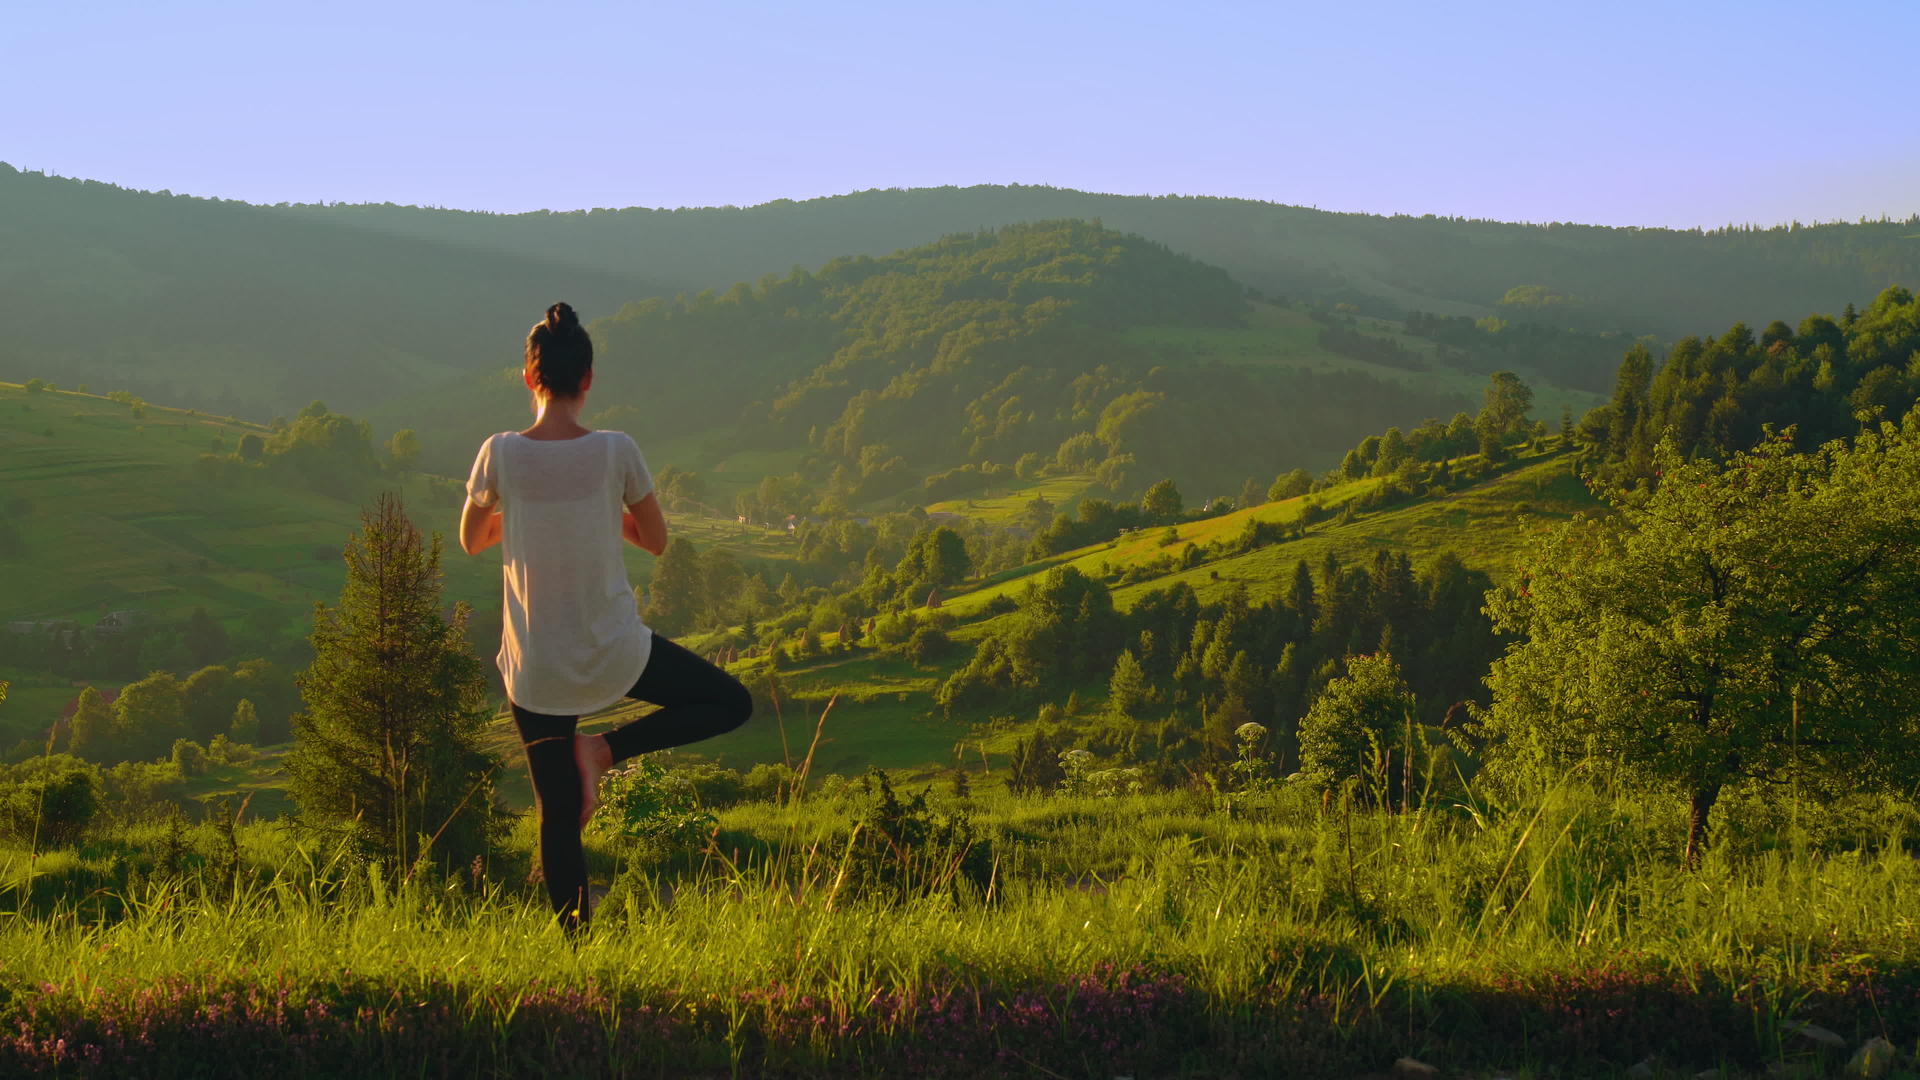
[1479,411,1920,863]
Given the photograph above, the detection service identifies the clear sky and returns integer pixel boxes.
[5,0,1916,228]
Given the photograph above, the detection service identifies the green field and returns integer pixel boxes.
[924,471,1096,525]
[0,384,501,622]
[933,450,1592,626]
[1125,320,1604,435]
[4,778,1917,1076]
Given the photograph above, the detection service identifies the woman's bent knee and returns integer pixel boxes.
[723,679,753,732]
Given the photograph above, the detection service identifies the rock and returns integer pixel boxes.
[1848,1037,1896,1079]
[1782,1018,1847,1049]
[1393,1058,1439,1080]
[1626,1056,1658,1079]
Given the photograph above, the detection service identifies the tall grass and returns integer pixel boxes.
[3,781,1918,1076]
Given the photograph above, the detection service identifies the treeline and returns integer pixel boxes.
[937,549,1499,777]
[298,178,1920,341]
[1401,309,1639,393]
[0,657,301,768]
[183,399,415,501]
[1581,284,1920,480]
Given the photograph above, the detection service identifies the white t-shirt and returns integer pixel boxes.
[466,430,655,716]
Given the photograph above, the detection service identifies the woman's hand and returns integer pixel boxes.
[622,492,668,555]
[459,497,502,555]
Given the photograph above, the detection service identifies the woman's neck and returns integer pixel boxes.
[522,392,591,440]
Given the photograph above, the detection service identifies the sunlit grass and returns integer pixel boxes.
[4,781,1917,1073]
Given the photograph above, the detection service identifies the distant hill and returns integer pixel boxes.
[295,182,1920,340]
[0,166,670,420]
[10,164,1918,429]
[378,221,1477,500]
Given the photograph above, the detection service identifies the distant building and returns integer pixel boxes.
[91,610,145,635]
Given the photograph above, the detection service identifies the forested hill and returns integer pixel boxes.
[385,221,1470,499]
[293,182,1920,339]
[0,166,670,418]
[1580,284,1920,479]
[9,164,1917,428]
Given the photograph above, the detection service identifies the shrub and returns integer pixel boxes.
[592,757,715,849]
[742,762,798,803]
[831,770,991,902]
[206,734,254,766]
[0,755,100,847]
[170,739,210,778]
[904,627,953,667]
[101,760,189,825]
[668,761,746,808]
[869,611,916,647]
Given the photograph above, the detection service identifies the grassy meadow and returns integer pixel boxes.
[4,773,1918,1078]
[3,389,1910,1079]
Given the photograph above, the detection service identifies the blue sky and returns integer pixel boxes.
[5,0,1916,227]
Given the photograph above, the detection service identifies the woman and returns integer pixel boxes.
[460,302,751,930]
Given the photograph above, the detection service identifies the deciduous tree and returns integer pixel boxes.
[1479,417,1920,865]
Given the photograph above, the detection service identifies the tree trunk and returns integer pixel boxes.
[1685,783,1721,869]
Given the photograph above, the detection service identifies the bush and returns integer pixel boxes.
[742,762,798,803]
[0,755,100,847]
[206,734,254,766]
[591,757,715,850]
[668,761,746,808]
[170,739,209,778]
[982,594,1019,616]
[869,611,916,647]
[101,760,189,825]
[904,627,953,667]
[831,770,991,902]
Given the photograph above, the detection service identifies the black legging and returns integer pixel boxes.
[510,632,751,928]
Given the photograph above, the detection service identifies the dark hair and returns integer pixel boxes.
[525,302,593,397]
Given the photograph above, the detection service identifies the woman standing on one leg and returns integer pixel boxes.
[459,302,752,930]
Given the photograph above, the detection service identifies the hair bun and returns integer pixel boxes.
[545,302,579,332]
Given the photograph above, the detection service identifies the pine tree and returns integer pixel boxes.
[1107,649,1151,722]
[284,493,500,873]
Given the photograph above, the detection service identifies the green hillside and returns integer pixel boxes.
[574,445,1598,778]
[292,181,1920,342]
[380,222,1479,504]
[12,164,1913,433]
[0,383,497,625]
[0,166,668,421]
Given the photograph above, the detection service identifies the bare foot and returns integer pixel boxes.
[574,733,613,828]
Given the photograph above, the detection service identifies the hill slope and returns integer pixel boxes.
[0,166,670,420]
[585,446,1597,775]
[380,222,1478,500]
[297,182,1920,340]
[11,164,1916,427]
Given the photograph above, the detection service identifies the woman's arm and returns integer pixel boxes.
[459,497,502,555]
[622,492,668,556]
